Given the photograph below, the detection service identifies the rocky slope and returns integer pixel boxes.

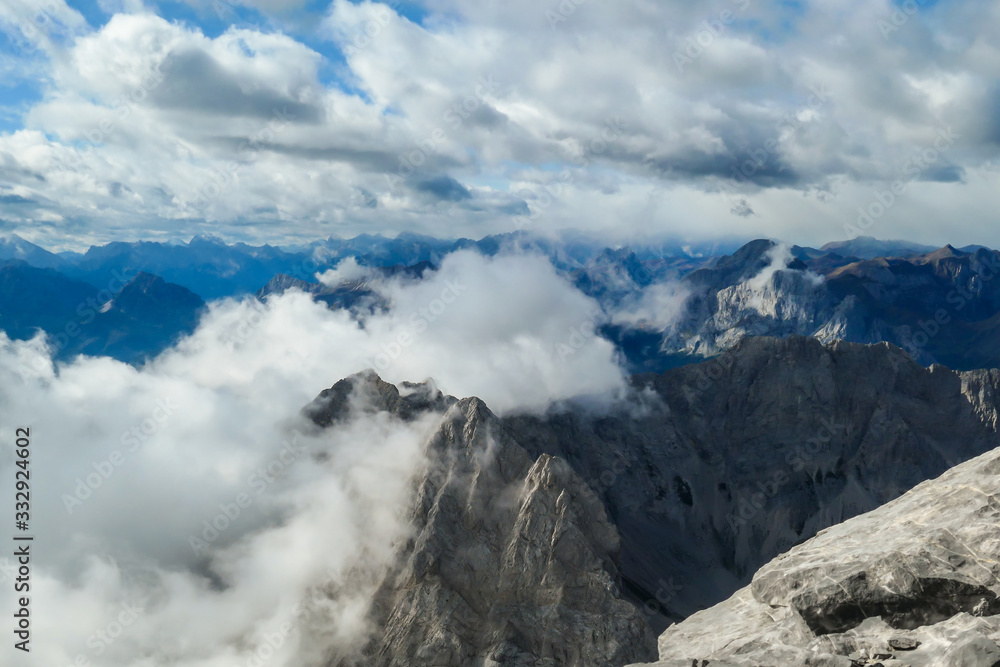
[504,336,1000,628]
[304,372,657,667]
[299,337,1000,666]
[655,239,1000,372]
[628,442,1000,667]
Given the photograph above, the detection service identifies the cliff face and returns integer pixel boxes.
[628,444,1000,667]
[654,240,1000,372]
[308,373,657,667]
[305,336,1000,667]
[504,336,1000,626]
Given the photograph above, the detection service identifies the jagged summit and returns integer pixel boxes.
[656,239,1000,371]
[303,370,455,427]
[308,371,656,667]
[687,238,778,287]
[303,337,1000,666]
[110,272,204,317]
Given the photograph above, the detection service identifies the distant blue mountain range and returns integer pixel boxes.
[0,231,747,301]
[3,232,995,370]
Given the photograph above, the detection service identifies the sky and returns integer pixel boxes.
[0,0,998,249]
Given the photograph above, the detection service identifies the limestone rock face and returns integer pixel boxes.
[655,240,1000,372]
[504,336,1000,626]
[315,373,657,667]
[308,336,1000,667]
[628,445,1000,667]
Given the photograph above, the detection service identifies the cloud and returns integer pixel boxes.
[742,243,824,310]
[412,175,472,202]
[316,256,369,286]
[0,328,438,666]
[150,49,325,123]
[730,198,756,217]
[746,243,795,294]
[3,0,1000,247]
[610,280,692,332]
[365,250,628,411]
[0,248,628,665]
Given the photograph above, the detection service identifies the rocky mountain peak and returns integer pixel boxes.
[314,374,657,666]
[109,272,205,319]
[688,238,777,287]
[298,336,1000,667]
[917,243,967,263]
[303,370,455,427]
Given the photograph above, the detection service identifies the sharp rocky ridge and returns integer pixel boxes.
[654,240,1000,372]
[300,336,1000,666]
[304,371,656,667]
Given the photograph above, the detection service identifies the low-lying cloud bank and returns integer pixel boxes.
[0,249,628,666]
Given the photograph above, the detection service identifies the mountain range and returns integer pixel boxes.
[1,231,740,301]
[9,232,997,371]
[304,335,1000,666]
[649,239,1000,373]
[0,261,204,362]
[7,230,1000,664]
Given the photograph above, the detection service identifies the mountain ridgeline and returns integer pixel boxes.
[650,240,1000,373]
[5,232,1000,372]
[9,231,1000,664]
[0,261,204,362]
[304,337,1000,666]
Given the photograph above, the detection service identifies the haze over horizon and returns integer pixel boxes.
[1,0,998,249]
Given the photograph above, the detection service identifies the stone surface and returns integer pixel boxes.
[309,335,1000,667]
[627,444,1000,667]
[316,373,657,667]
[656,240,1000,372]
[505,336,1000,626]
